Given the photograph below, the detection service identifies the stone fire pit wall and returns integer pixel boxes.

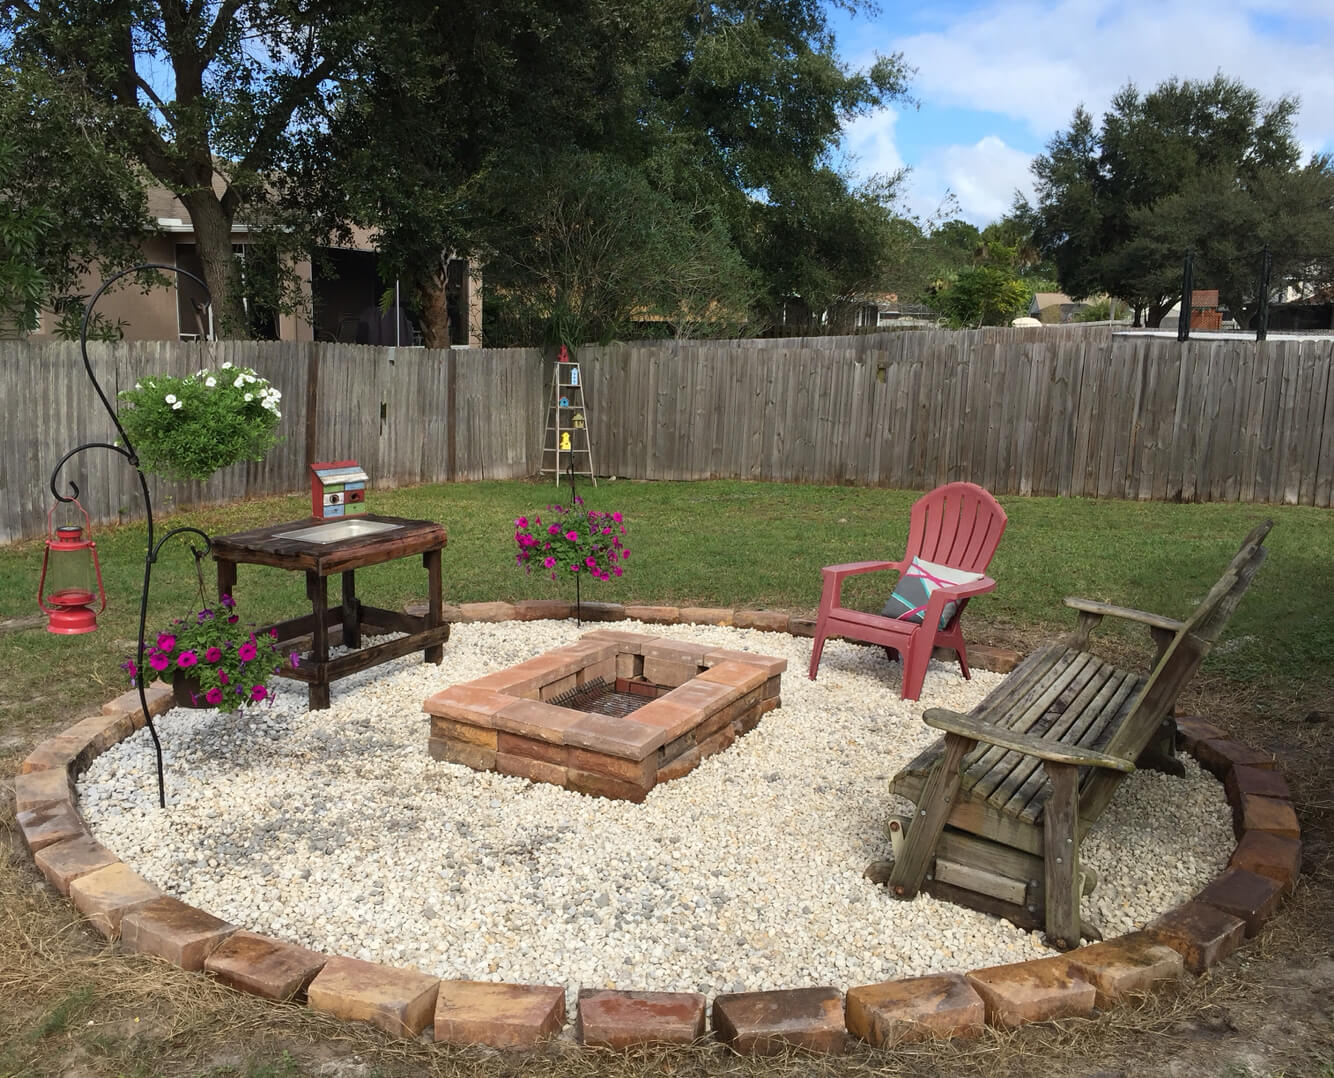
[422,630,785,802]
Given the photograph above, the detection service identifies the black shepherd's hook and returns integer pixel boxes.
[49,263,214,808]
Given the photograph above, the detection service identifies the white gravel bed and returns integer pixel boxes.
[78,620,1233,1006]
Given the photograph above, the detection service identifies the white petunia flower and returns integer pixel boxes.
[221,361,233,369]
[134,381,142,390]
[205,376,217,387]
[164,393,178,404]
[244,393,253,402]
[171,400,183,410]
[234,376,245,388]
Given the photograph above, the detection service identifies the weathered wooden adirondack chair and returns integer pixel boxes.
[879,521,1272,950]
[809,482,1007,701]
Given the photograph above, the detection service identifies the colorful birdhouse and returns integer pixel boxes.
[559,396,570,408]
[572,412,586,429]
[560,431,572,451]
[310,460,369,519]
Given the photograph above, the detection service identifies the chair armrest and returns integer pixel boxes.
[1063,597,1184,633]
[820,560,901,581]
[936,575,997,600]
[922,708,1135,772]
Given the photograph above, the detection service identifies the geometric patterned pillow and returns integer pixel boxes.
[881,556,985,631]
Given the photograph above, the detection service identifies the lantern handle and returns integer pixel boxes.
[75,262,212,463]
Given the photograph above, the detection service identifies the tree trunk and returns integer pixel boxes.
[177,190,248,337]
[1147,299,1174,328]
[416,263,452,348]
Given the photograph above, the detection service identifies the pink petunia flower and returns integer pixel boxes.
[621,549,631,560]
[156,633,176,651]
[612,566,623,577]
[177,650,198,668]
[220,671,229,685]
[205,647,222,663]
[515,516,528,528]
[543,556,556,569]
[205,687,223,705]
[149,652,170,672]
[565,529,579,541]
[548,524,560,535]
[250,684,268,702]
[585,556,597,569]
[611,512,623,523]
[238,641,257,662]
[269,627,278,638]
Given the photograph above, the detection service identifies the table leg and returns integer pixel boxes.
[217,559,237,603]
[424,548,444,664]
[308,571,331,710]
[341,570,361,649]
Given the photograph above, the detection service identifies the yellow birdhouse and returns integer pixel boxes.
[560,431,572,451]
[572,412,585,429]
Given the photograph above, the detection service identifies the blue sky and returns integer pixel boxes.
[827,0,1334,226]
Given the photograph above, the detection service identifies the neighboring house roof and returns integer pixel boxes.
[1031,292,1074,310]
[1189,289,1220,309]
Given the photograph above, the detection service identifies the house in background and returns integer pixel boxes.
[1030,291,1095,323]
[29,184,482,346]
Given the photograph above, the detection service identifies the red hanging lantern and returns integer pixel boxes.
[37,499,106,634]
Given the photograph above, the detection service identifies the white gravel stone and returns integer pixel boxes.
[78,620,1233,1009]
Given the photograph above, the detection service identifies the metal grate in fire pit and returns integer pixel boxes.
[548,677,653,717]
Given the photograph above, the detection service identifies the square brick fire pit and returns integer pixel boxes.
[422,630,785,802]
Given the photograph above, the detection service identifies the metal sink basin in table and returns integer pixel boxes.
[272,518,404,544]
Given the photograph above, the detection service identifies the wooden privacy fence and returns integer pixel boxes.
[2,327,1331,542]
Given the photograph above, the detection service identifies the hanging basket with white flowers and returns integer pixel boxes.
[116,362,283,481]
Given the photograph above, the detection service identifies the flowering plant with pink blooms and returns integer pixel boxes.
[513,495,630,582]
[122,594,294,712]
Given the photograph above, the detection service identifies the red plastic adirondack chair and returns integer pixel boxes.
[808,482,1007,700]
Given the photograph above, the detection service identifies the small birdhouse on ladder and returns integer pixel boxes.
[542,345,596,487]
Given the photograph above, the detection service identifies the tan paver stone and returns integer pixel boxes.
[787,616,816,637]
[512,599,574,621]
[641,638,709,663]
[422,685,513,726]
[1236,794,1300,839]
[965,957,1095,1029]
[101,681,173,724]
[732,610,790,632]
[712,986,846,1055]
[1195,738,1277,779]
[568,747,655,785]
[21,732,89,774]
[966,644,1021,673]
[656,746,701,783]
[1225,764,1291,805]
[697,722,739,760]
[667,679,736,714]
[494,698,586,744]
[696,660,767,694]
[1229,830,1302,893]
[701,649,788,677]
[69,862,162,940]
[579,629,658,652]
[17,802,85,852]
[630,696,701,741]
[14,767,74,811]
[430,717,499,749]
[624,605,680,624]
[121,896,236,971]
[565,767,652,803]
[1065,932,1185,1006]
[457,601,517,623]
[307,955,440,1037]
[642,657,701,687]
[575,602,626,622]
[565,711,665,758]
[1146,901,1247,973]
[845,973,984,1046]
[577,989,707,1048]
[496,732,568,766]
[679,607,733,626]
[64,711,137,758]
[496,751,567,787]
[433,980,566,1049]
[1195,867,1284,937]
[1174,715,1227,752]
[33,833,118,894]
[428,737,497,771]
[205,930,328,1001]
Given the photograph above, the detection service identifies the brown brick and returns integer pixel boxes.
[430,717,499,750]
[566,767,653,803]
[568,747,655,785]
[121,896,236,971]
[423,686,514,727]
[656,747,701,783]
[575,601,627,622]
[702,649,787,677]
[1229,831,1302,894]
[712,986,846,1055]
[496,751,566,786]
[580,629,657,651]
[406,599,460,621]
[1065,932,1185,1006]
[497,732,568,767]
[21,732,89,774]
[62,711,136,759]
[624,604,681,624]
[732,610,790,633]
[697,722,739,760]
[307,955,440,1038]
[494,698,586,744]
[1146,901,1247,973]
[577,989,707,1049]
[428,737,497,771]
[205,930,328,1001]
[565,711,664,758]
[17,802,85,852]
[616,652,642,679]
[1236,793,1300,839]
[965,957,1095,1029]
[457,601,517,623]
[576,658,616,685]
[761,675,781,702]
[1195,738,1277,779]
[69,862,162,940]
[1195,867,1284,937]
[14,768,74,811]
[537,673,578,702]
[660,731,695,763]
[1174,715,1227,752]
[433,980,566,1049]
[787,617,817,637]
[667,679,734,714]
[680,607,734,626]
[642,638,709,664]
[696,660,767,695]
[967,644,1021,674]
[1225,764,1291,805]
[846,973,984,1046]
[33,834,118,895]
[512,599,574,621]
[102,681,173,724]
[630,696,701,741]
[642,657,701,687]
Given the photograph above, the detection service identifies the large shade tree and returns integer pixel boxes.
[1027,74,1334,327]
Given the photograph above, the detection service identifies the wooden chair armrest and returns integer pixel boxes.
[922,708,1135,772]
[1063,597,1184,633]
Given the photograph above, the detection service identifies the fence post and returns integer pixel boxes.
[1256,244,1272,342]
[303,343,320,470]
[1178,250,1194,342]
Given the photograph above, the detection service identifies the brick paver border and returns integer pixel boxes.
[13,602,1299,1053]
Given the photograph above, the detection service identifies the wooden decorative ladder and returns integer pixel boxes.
[541,349,596,487]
